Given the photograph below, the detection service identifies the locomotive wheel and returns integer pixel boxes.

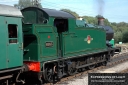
[102,54,106,60]
[102,54,107,66]
[68,67,77,76]
[88,65,95,70]
[45,66,54,83]
[102,61,107,66]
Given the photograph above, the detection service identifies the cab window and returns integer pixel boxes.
[54,19,68,33]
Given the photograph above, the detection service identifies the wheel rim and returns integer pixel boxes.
[68,67,76,76]
[102,61,107,66]
[45,67,54,83]
[102,54,107,66]
[102,54,106,60]
[88,65,95,70]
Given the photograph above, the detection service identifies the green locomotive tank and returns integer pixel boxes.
[21,7,117,84]
[0,4,24,84]
[22,7,106,63]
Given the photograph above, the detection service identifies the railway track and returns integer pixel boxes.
[120,68,128,73]
[44,52,128,85]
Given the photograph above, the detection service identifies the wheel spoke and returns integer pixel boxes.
[48,75,51,80]
[45,66,54,83]
[88,65,95,69]
[68,67,76,76]
[47,73,51,77]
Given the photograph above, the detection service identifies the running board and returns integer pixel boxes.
[76,60,105,69]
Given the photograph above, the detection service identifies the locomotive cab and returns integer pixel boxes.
[22,8,49,24]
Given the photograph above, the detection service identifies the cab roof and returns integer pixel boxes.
[22,7,75,19]
[0,4,23,17]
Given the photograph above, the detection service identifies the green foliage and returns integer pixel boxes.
[114,31,123,43]
[60,9,79,18]
[82,15,111,26]
[111,22,128,43]
[82,16,97,25]
[14,0,42,9]
[122,30,128,43]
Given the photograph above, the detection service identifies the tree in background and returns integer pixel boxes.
[60,9,79,19]
[111,22,128,43]
[82,16,97,25]
[82,15,111,26]
[122,30,128,43]
[14,0,42,9]
[114,31,123,43]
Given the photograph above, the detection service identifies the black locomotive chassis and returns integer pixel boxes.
[41,47,120,83]
[20,47,120,84]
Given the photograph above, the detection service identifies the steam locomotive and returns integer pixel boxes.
[0,4,120,85]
